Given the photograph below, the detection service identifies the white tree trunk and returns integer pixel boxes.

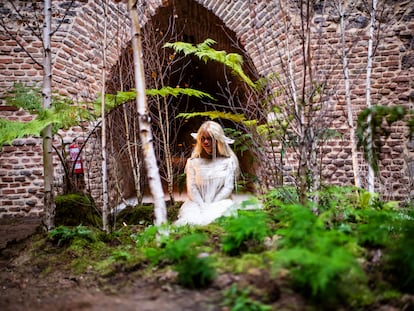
[128,0,167,225]
[42,0,55,231]
[101,0,109,232]
[338,0,361,188]
[366,0,377,194]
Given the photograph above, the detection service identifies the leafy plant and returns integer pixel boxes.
[164,39,257,88]
[1,83,95,148]
[138,229,216,288]
[220,210,270,256]
[97,87,214,113]
[176,111,254,126]
[175,254,216,288]
[272,203,366,304]
[221,284,271,311]
[48,225,94,246]
[383,210,414,293]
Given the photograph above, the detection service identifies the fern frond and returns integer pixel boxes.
[147,86,214,100]
[164,39,257,89]
[94,88,215,116]
[0,117,52,147]
[176,111,252,125]
[163,41,199,56]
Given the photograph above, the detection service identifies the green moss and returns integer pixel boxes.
[215,252,272,274]
[55,194,100,227]
[115,201,183,227]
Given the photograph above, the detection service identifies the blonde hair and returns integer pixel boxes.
[191,121,239,175]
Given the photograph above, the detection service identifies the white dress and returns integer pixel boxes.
[175,156,237,226]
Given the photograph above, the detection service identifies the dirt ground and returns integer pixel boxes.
[0,217,225,311]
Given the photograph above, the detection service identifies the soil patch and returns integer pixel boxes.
[0,217,223,311]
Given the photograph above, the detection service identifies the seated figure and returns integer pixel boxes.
[175,121,239,226]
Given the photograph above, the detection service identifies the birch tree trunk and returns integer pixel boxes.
[101,0,109,232]
[128,0,167,225]
[42,0,55,231]
[338,0,361,188]
[366,0,377,194]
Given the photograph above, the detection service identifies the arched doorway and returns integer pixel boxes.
[106,0,260,201]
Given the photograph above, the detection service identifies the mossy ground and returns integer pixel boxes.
[1,192,414,311]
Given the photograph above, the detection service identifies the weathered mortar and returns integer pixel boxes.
[0,0,413,217]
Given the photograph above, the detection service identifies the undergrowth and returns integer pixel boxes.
[221,284,272,311]
[35,186,414,309]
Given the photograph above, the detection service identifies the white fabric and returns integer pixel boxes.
[175,156,237,226]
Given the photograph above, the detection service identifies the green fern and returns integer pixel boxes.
[221,284,272,311]
[48,225,94,246]
[141,232,216,288]
[164,39,257,89]
[220,211,270,256]
[384,210,414,293]
[1,85,95,148]
[175,254,216,288]
[95,87,214,114]
[272,203,366,302]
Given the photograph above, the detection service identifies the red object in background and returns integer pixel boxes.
[69,143,84,174]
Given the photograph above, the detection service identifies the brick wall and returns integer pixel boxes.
[0,0,413,217]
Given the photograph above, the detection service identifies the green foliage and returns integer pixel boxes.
[314,186,406,248]
[134,225,160,248]
[164,39,257,89]
[0,84,95,148]
[383,210,414,293]
[140,231,216,288]
[4,83,42,112]
[272,203,366,303]
[221,284,271,311]
[146,87,214,100]
[224,127,254,157]
[357,105,414,172]
[264,186,298,206]
[176,110,256,127]
[219,211,270,256]
[50,96,95,130]
[0,117,53,147]
[175,253,216,288]
[353,209,403,248]
[48,225,94,246]
[109,249,133,262]
[116,202,182,228]
[96,87,214,113]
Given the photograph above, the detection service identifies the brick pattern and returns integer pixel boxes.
[0,0,413,216]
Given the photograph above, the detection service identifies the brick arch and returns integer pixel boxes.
[1,0,413,216]
[105,0,263,199]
